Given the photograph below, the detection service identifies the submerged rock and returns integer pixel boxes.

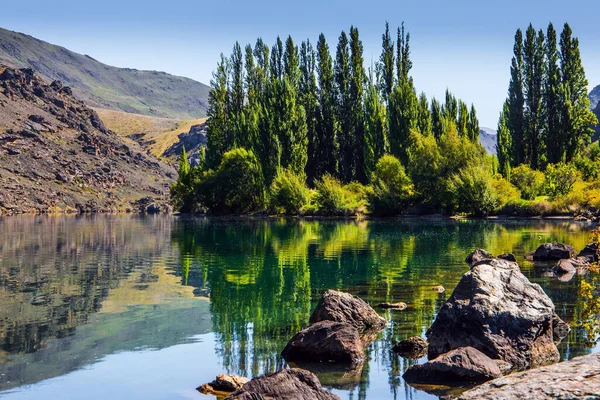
[432,285,445,293]
[532,243,575,262]
[281,321,365,366]
[377,302,407,310]
[553,257,589,276]
[403,347,502,385]
[578,242,599,263]
[426,257,560,370]
[453,353,600,400]
[497,253,517,263]
[309,290,387,333]
[197,374,249,395]
[393,337,428,359]
[466,249,495,267]
[224,368,340,400]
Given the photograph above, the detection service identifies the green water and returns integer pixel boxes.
[0,216,598,400]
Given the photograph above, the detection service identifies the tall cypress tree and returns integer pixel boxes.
[299,40,320,185]
[316,33,338,178]
[388,79,418,164]
[417,92,432,136]
[335,30,353,182]
[364,69,387,178]
[431,98,445,140]
[497,101,512,179]
[508,29,525,166]
[283,36,300,88]
[229,42,245,147]
[523,25,545,169]
[544,23,563,164]
[467,104,480,142]
[379,22,395,102]
[270,37,284,81]
[396,22,412,83]
[444,89,458,122]
[560,23,598,161]
[457,100,469,137]
[349,26,367,183]
[243,44,260,153]
[206,54,230,169]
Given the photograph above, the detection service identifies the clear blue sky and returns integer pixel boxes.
[1,0,598,127]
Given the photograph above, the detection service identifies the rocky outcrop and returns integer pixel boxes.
[164,123,207,167]
[224,368,340,400]
[453,353,600,400]
[531,243,575,261]
[426,257,561,370]
[403,347,502,385]
[309,290,387,333]
[578,242,599,263]
[393,337,428,359]
[197,374,249,395]
[281,321,365,366]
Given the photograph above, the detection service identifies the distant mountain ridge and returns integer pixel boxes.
[0,27,209,119]
[479,127,497,155]
[590,84,600,110]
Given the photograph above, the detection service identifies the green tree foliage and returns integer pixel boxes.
[314,175,364,215]
[316,33,338,179]
[431,98,445,139]
[349,26,367,183]
[544,162,578,199]
[417,92,432,136]
[448,165,499,217]
[496,102,512,179]
[544,23,564,164]
[388,80,418,164]
[396,23,412,83]
[508,29,526,166]
[468,104,480,142]
[444,89,458,122]
[299,40,320,185]
[367,155,414,216]
[270,168,310,214]
[170,148,196,213]
[510,164,545,200]
[363,70,387,179]
[335,30,353,182]
[379,22,395,102]
[523,25,545,169]
[206,54,231,169]
[457,100,469,137]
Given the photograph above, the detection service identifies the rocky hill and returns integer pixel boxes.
[479,127,497,155]
[589,84,600,110]
[0,27,209,119]
[0,64,175,215]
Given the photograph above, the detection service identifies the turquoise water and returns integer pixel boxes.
[0,216,598,399]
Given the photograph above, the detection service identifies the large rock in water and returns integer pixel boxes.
[532,243,575,261]
[224,368,340,400]
[454,353,600,400]
[393,337,428,359]
[281,321,365,366]
[427,257,560,370]
[403,347,503,384]
[197,374,249,394]
[309,290,387,333]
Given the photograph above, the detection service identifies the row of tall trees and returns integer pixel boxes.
[205,23,481,187]
[497,23,598,177]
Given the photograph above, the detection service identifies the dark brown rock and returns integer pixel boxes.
[553,257,590,276]
[403,347,502,385]
[532,243,575,261]
[393,336,428,359]
[552,313,570,343]
[282,321,365,366]
[497,253,517,262]
[197,374,249,395]
[377,302,407,310]
[466,249,495,267]
[453,353,600,400]
[309,290,387,333]
[578,243,599,263]
[224,368,340,400]
[427,258,559,370]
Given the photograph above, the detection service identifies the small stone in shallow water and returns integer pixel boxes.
[377,302,407,310]
[432,285,445,293]
[393,336,428,359]
[197,374,249,394]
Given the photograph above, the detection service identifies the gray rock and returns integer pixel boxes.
[532,243,575,261]
[453,353,600,400]
[427,258,559,370]
[281,321,365,366]
[403,347,502,385]
[225,368,340,400]
[309,290,387,333]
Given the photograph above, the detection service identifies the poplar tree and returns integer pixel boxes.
[283,36,300,87]
[396,22,412,83]
[444,89,458,122]
[229,42,245,147]
[206,54,230,169]
[457,100,469,137]
[497,101,512,178]
[431,98,445,140]
[349,26,367,182]
[335,30,353,182]
[467,104,480,142]
[270,37,284,81]
[523,26,545,169]
[544,23,563,164]
[299,40,320,184]
[379,22,395,102]
[508,29,525,166]
[364,69,387,177]
[417,92,432,136]
[388,80,418,164]
[560,23,598,161]
[316,33,338,178]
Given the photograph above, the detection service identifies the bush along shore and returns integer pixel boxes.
[197,242,600,400]
[170,21,599,219]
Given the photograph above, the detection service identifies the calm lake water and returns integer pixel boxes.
[0,216,598,400]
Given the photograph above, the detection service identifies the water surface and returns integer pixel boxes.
[0,216,598,400]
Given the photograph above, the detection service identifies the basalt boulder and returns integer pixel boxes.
[532,243,575,262]
[426,257,560,370]
[309,290,387,333]
[281,321,365,366]
[224,368,340,400]
[403,347,502,385]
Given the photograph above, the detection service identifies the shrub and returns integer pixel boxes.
[498,199,554,217]
[510,164,544,200]
[367,155,414,216]
[491,175,521,208]
[270,169,310,214]
[574,155,600,182]
[313,175,366,215]
[544,162,578,199]
[198,148,266,214]
[447,166,499,216]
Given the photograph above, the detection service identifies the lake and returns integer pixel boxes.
[0,216,598,400]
